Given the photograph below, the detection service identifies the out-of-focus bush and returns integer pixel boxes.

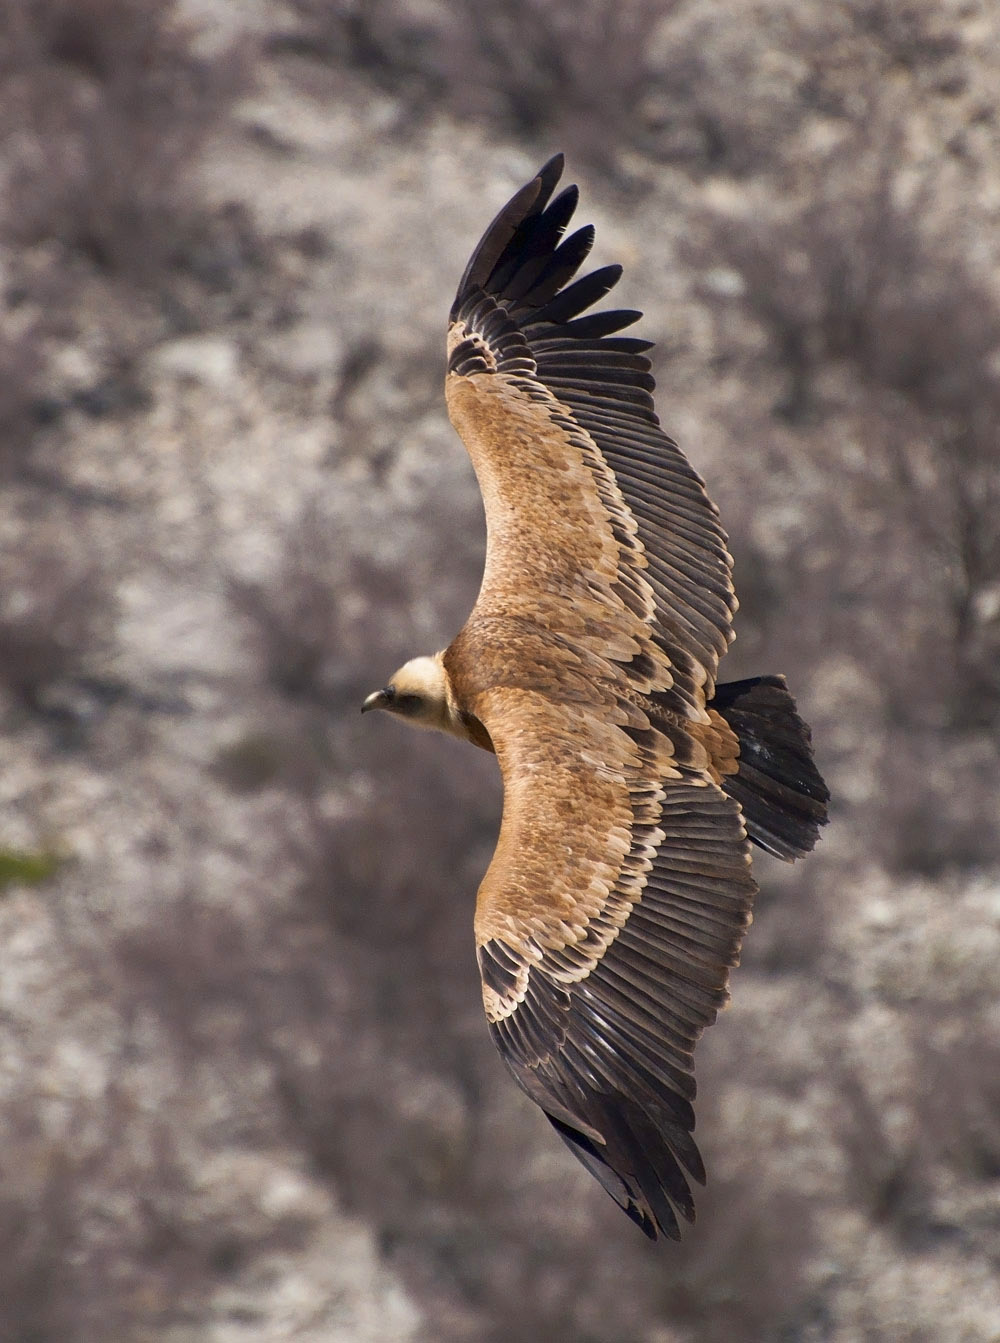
[690,119,1000,872]
[0,0,250,287]
[0,324,46,478]
[0,523,116,742]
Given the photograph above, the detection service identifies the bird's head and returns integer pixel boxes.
[362,654,455,733]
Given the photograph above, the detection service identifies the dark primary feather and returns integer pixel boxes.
[450,155,566,317]
[710,675,831,859]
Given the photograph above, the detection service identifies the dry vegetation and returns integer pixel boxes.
[1,0,999,1339]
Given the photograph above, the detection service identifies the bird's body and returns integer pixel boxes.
[363,156,829,1240]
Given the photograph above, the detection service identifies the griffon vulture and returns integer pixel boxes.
[362,156,829,1240]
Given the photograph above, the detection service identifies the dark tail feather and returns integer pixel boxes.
[710,675,830,861]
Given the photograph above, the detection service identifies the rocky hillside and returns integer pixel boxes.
[1,2,998,1339]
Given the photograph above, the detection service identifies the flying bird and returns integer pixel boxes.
[362,156,829,1240]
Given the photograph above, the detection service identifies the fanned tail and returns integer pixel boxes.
[710,675,830,861]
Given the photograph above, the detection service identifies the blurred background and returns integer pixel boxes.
[1,1,999,1339]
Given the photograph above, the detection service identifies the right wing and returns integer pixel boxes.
[445,154,737,720]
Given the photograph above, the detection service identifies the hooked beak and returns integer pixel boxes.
[361,688,391,715]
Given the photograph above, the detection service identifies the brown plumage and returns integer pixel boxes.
[362,156,829,1240]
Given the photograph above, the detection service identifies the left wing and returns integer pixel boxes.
[464,683,757,1240]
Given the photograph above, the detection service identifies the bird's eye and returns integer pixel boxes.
[395,693,422,714]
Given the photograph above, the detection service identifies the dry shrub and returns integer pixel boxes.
[277,0,786,181]
[657,1169,819,1342]
[0,0,260,483]
[692,119,1000,870]
[228,510,416,711]
[0,1070,222,1342]
[838,1006,1000,1253]
[437,0,677,176]
[874,728,1000,877]
[700,136,1000,429]
[274,0,441,99]
[920,1018,1000,1187]
[0,323,46,478]
[845,0,962,72]
[0,525,115,738]
[274,0,969,181]
[0,897,320,1342]
[0,0,250,287]
[226,473,486,750]
[838,1073,932,1241]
